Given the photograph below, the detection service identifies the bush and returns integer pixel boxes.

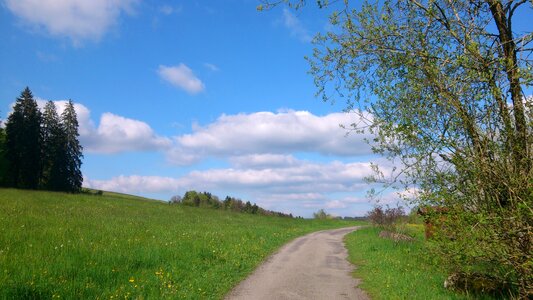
[169,195,181,204]
[366,205,406,231]
[428,206,531,297]
[313,209,333,220]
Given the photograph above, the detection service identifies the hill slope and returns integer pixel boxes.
[0,188,360,299]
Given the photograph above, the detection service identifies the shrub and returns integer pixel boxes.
[366,205,406,231]
[169,195,181,204]
[313,209,333,220]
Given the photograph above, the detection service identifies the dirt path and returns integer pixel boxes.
[225,226,369,300]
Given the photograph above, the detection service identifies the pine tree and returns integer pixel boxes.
[0,123,7,186]
[5,87,42,189]
[5,98,23,188]
[41,101,67,190]
[61,100,83,192]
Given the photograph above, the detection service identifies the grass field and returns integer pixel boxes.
[345,226,495,300]
[0,188,363,299]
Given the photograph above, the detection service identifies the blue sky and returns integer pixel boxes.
[2,1,529,217]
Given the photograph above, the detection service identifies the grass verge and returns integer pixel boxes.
[0,188,363,299]
[345,226,495,300]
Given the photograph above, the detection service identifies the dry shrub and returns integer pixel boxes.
[366,204,406,231]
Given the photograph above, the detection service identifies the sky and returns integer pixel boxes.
[1,1,529,217]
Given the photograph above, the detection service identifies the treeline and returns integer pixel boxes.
[0,87,83,192]
[312,209,368,221]
[170,190,293,218]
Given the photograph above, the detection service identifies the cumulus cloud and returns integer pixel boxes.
[158,64,205,94]
[320,195,371,210]
[282,8,312,42]
[85,113,172,153]
[229,154,299,169]
[35,99,171,154]
[167,110,373,165]
[5,0,137,44]
[325,200,348,209]
[85,175,179,194]
[84,159,374,198]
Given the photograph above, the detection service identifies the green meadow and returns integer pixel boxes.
[345,226,496,300]
[0,188,361,299]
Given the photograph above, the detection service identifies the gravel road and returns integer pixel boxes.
[225,226,369,300]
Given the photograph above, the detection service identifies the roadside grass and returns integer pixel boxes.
[345,226,496,300]
[0,188,363,299]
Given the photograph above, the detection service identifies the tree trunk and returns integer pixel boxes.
[486,0,529,174]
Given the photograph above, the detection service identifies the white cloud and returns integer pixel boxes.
[30,104,373,161]
[263,193,326,202]
[85,113,172,153]
[282,8,312,42]
[321,195,371,210]
[85,175,180,194]
[167,110,373,165]
[325,200,347,209]
[229,154,299,169]
[35,99,171,154]
[158,64,205,94]
[203,63,219,72]
[83,159,374,199]
[5,0,137,44]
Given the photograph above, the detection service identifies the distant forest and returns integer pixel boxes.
[0,87,83,192]
[170,190,294,218]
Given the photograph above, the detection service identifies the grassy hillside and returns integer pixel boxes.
[0,188,361,299]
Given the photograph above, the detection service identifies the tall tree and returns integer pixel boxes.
[5,87,42,189]
[41,101,67,190]
[61,100,83,192]
[263,0,532,296]
[0,121,7,186]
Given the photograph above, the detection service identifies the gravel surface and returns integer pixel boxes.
[225,226,370,300]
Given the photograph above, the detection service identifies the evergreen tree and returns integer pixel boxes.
[41,101,67,190]
[244,201,252,213]
[5,87,42,189]
[61,100,83,192]
[0,122,7,186]
[251,203,259,214]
